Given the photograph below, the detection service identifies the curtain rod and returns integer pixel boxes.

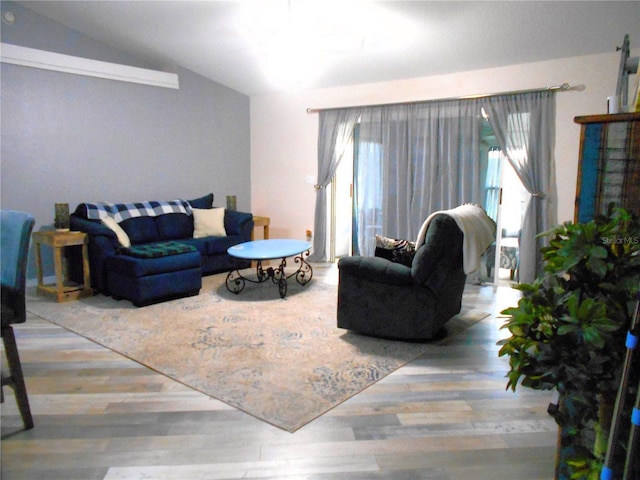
[306,83,576,114]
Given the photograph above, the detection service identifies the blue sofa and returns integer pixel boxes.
[69,193,253,306]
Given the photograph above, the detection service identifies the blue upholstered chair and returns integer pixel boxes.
[1,209,36,430]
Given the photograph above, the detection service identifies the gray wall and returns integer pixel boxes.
[1,2,251,279]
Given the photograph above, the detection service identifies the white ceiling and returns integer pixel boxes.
[14,1,640,96]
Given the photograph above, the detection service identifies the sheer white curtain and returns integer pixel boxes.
[483,91,556,283]
[484,148,503,222]
[354,100,484,257]
[311,92,555,274]
[308,109,361,262]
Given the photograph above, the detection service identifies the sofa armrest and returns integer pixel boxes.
[71,215,116,239]
[69,215,120,293]
[224,210,254,241]
[337,255,414,287]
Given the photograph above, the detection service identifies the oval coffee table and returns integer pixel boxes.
[226,239,313,298]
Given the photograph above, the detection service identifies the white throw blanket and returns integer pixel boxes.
[416,204,496,274]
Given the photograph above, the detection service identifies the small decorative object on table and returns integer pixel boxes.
[226,195,237,211]
[54,203,70,231]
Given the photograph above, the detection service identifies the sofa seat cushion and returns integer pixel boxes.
[180,235,245,255]
[107,250,201,278]
[121,241,196,259]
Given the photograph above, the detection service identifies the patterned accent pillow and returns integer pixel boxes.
[121,241,196,258]
[374,235,417,267]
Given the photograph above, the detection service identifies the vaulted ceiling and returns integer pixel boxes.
[13,1,640,96]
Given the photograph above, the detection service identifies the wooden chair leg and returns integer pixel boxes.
[2,325,34,430]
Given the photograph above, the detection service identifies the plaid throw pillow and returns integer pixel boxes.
[374,235,416,267]
[121,241,196,259]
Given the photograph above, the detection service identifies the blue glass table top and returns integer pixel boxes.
[228,239,311,260]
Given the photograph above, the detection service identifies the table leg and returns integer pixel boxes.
[226,251,311,298]
[34,243,44,288]
[225,270,246,294]
[53,246,65,301]
[81,243,91,293]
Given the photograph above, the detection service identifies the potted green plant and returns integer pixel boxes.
[497,206,640,479]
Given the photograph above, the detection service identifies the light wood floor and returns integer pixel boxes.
[1,265,557,479]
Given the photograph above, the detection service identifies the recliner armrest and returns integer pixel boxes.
[338,256,413,286]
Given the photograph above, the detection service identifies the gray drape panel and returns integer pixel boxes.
[308,109,361,262]
[355,100,484,257]
[311,92,555,274]
[484,91,556,283]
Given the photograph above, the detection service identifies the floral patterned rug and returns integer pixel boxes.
[26,269,488,432]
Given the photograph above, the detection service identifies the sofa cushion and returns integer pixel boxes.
[179,235,241,255]
[155,213,193,240]
[120,216,160,245]
[204,235,242,255]
[193,207,226,238]
[187,193,214,209]
[107,250,201,277]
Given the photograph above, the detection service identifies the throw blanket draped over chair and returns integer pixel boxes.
[337,204,495,341]
[416,204,496,275]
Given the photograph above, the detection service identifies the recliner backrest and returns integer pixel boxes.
[411,213,464,291]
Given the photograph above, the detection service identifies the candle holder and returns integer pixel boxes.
[54,203,70,231]
[226,195,237,211]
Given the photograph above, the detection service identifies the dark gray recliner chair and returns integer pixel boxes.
[337,213,466,341]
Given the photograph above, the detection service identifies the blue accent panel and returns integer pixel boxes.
[578,123,603,223]
[632,407,640,426]
[600,466,614,480]
[626,331,639,349]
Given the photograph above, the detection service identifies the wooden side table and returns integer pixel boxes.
[251,216,270,240]
[33,230,93,302]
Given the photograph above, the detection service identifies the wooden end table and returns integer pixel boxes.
[33,230,93,302]
[251,216,270,240]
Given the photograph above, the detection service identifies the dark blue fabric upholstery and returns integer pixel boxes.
[107,250,201,277]
[120,216,160,245]
[187,193,214,209]
[108,266,202,307]
[68,193,253,305]
[155,213,193,240]
[337,214,466,341]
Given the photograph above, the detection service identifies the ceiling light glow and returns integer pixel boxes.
[237,0,418,90]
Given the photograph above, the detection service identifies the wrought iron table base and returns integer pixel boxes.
[225,252,312,298]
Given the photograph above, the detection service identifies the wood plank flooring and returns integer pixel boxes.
[1,265,557,479]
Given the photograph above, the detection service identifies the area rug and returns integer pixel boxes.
[26,270,489,432]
